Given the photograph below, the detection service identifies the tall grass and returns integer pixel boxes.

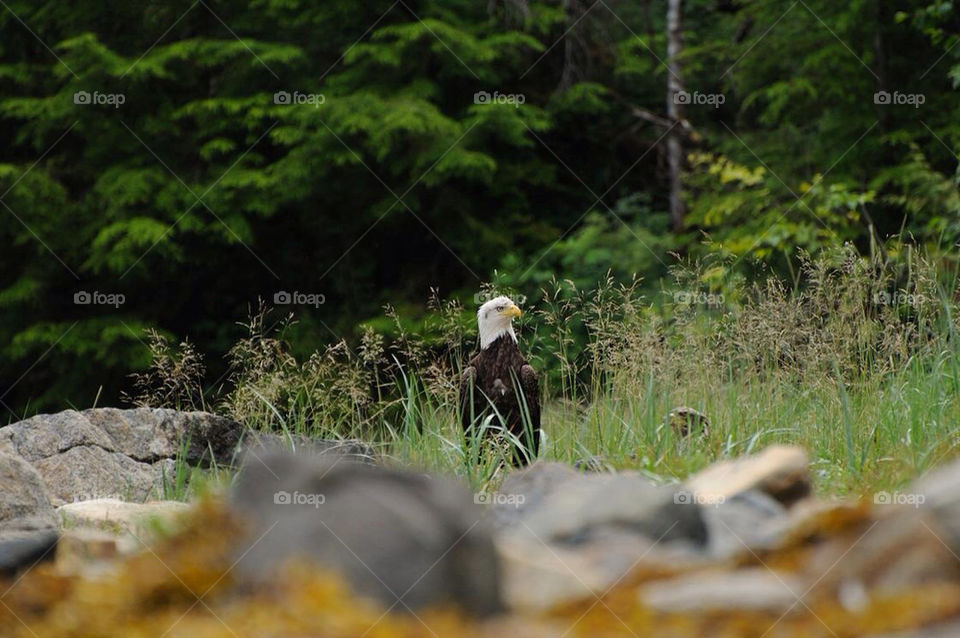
[131,246,960,495]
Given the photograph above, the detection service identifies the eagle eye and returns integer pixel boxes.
[496,305,504,312]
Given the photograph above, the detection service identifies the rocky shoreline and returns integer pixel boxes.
[2,409,960,636]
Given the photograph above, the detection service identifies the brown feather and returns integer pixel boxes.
[459,335,540,465]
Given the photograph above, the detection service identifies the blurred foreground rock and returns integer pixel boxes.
[230,451,502,615]
[639,567,805,614]
[685,444,811,506]
[489,461,708,609]
[0,451,58,577]
[698,488,788,557]
[3,443,960,636]
[58,498,189,534]
[53,499,190,579]
[868,621,960,638]
[487,443,960,623]
[911,460,960,554]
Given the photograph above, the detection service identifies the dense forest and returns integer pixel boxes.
[1,0,958,414]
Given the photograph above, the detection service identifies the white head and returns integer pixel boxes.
[477,295,522,349]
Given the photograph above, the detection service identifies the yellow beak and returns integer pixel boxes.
[504,304,522,319]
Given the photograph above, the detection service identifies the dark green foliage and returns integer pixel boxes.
[0,0,958,413]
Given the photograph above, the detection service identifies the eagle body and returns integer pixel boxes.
[459,297,540,465]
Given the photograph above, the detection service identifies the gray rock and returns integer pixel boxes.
[32,446,175,505]
[700,489,788,557]
[0,410,115,462]
[0,451,59,576]
[487,461,708,611]
[0,408,241,504]
[685,445,811,507]
[0,408,241,465]
[515,476,706,547]
[489,461,580,529]
[493,462,707,547]
[0,529,59,578]
[639,568,804,614]
[229,452,501,615]
[82,408,241,465]
[497,527,703,611]
[0,451,58,531]
[911,458,960,555]
[803,507,960,595]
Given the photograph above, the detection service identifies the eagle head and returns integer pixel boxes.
[478,295,522,350]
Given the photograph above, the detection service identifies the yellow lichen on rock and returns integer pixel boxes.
[3,497,960,638]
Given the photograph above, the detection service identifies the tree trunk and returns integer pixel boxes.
[873,0,890,130]
[666,0,686,232]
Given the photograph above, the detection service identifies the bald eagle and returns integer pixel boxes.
[459,296,540,465]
